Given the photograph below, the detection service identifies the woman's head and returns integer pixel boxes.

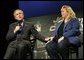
[61,5,76,20]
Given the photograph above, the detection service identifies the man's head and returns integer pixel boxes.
[13,9,24,21]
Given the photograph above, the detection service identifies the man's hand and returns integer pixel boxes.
[45,37,51,41]
[58,36,64,43]
[14,26,20,33]
[45,37,54,45]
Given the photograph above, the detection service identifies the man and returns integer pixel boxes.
[4,9,49,59]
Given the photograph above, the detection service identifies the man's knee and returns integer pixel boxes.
[17,42,30,51]
[8,41,17,48]
[18,44,25,50]
[22,40,31,47]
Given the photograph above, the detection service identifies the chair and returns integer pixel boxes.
[69,42,81,59]
[69,46,79,59]
[26,36,36,59]
[69,31,82,59]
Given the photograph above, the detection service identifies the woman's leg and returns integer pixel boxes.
[58,38,70,59]
[45,41,61,59]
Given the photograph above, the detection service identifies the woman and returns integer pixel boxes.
[45,5,81,59]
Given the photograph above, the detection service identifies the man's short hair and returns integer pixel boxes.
[13,9,24,15]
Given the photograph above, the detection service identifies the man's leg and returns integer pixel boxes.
[4,41,17,59]
[4,47,16,59]
[17,40,32,59]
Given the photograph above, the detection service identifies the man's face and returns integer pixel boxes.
[13,10,24,21]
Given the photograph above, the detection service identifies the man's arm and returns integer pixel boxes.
[6,24,17,41]
[30,25,48,43]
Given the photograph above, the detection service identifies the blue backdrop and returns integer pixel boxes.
[19,1,83,18]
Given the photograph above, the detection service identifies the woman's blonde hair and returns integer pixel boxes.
[61,5,76,20]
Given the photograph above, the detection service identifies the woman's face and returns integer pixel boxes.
[61,8,68,18]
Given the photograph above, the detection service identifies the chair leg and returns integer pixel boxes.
[69,47,79,59]
[69,50,72,59]
[71,54,72,59]
[76,48,79,59]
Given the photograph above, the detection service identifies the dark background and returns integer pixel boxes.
[0,1,83,59]
[0,1,18,59]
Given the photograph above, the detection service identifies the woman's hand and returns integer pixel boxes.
[58,36,64,43]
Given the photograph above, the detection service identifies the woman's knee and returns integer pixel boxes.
[45,43,50,50]
[45,41,55,50]
[58,39,69,48]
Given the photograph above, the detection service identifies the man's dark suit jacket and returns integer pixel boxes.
[6,20,47,43]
